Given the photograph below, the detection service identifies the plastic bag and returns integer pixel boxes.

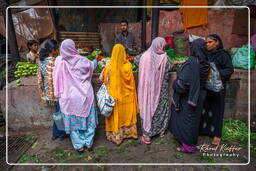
[232,45,255,69]
[52,111,65,131]
[174,35,188,57]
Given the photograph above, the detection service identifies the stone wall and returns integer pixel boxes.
[0,76,55,131]
[168,69,252,123]
[0,69,254,131]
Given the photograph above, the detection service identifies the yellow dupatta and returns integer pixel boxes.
[102,44,138,133]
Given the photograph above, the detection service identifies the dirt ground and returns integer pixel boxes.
[2,123,255,171]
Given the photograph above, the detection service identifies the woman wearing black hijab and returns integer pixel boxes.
[168,38,210,153]
[199,34,234,145]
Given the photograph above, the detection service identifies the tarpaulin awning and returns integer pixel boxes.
[0,1,54,53]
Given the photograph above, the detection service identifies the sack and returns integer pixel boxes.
[52,111,65,131]
[205,62,224,92]
[173,33,189,57]
[232,44,255,70]
[96,83,115,117]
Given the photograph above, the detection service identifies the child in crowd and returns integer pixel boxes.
[26,40,39,63]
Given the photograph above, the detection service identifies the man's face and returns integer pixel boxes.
[120,22,128,32]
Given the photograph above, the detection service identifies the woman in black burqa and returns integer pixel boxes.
[199,34,234,145]
[168,38,210,153]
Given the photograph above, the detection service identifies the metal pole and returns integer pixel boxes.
[141,0,147,51]
[151,0,160,40]
[47,0,58,41]
[1,0,20,62]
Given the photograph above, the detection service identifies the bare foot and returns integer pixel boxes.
[160,132,166,138]
[176,147,181,152]
[140,136,151,145]
[77,147,84,154]
[143,135,151,142]
[212,137,221,145]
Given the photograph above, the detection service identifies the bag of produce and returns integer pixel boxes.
[52,111,65,131]
[232,44,255,69]
[174,35,188,57]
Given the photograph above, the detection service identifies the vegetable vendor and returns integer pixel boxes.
[115,19,137,53]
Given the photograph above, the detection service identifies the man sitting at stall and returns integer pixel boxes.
[115,19,137,53]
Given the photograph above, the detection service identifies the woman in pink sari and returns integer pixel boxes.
[138,37,173,144]
[53,39,98,153]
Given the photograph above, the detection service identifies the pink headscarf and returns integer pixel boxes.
[138,37,168,132]
[53,39,94,117]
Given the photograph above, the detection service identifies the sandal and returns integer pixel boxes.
[51,136,57,141]
[176,147,182,152]
[86,146,93,152]
[212,137,221,145]
[140,136,151,145]
[160,132,166,138]
[176,147,188,153]
[76,147,84,154]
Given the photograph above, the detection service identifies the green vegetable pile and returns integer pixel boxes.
[91,50,102,56]
[169,56,189,71]
[132,63,138,73]
[14,62,38,86]
[170,56,189,62]
[82,50,103,61]
[15,62,38,78]
[222,119,256,151]
[84,54,95,60]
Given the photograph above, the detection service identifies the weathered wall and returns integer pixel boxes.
[168,69,252,123]
[100,9,248,54]
[0,74,104,131]
[99,23,142,55]
[0,69,253,131]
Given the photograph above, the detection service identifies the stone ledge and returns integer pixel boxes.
[0,69,254,130]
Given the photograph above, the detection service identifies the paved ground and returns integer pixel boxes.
[2,124,255,171]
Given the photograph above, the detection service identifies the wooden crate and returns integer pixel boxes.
[58,31,101,49]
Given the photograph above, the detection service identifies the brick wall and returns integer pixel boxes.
[100,9,248,54]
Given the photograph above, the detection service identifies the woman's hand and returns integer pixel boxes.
[99,70,104,83]
[173,61,183,65]
[41,96,46,103]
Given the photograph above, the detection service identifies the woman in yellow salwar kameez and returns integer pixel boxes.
[100,44,139,145]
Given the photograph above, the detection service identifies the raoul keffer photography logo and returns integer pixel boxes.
[199,143,242,158]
